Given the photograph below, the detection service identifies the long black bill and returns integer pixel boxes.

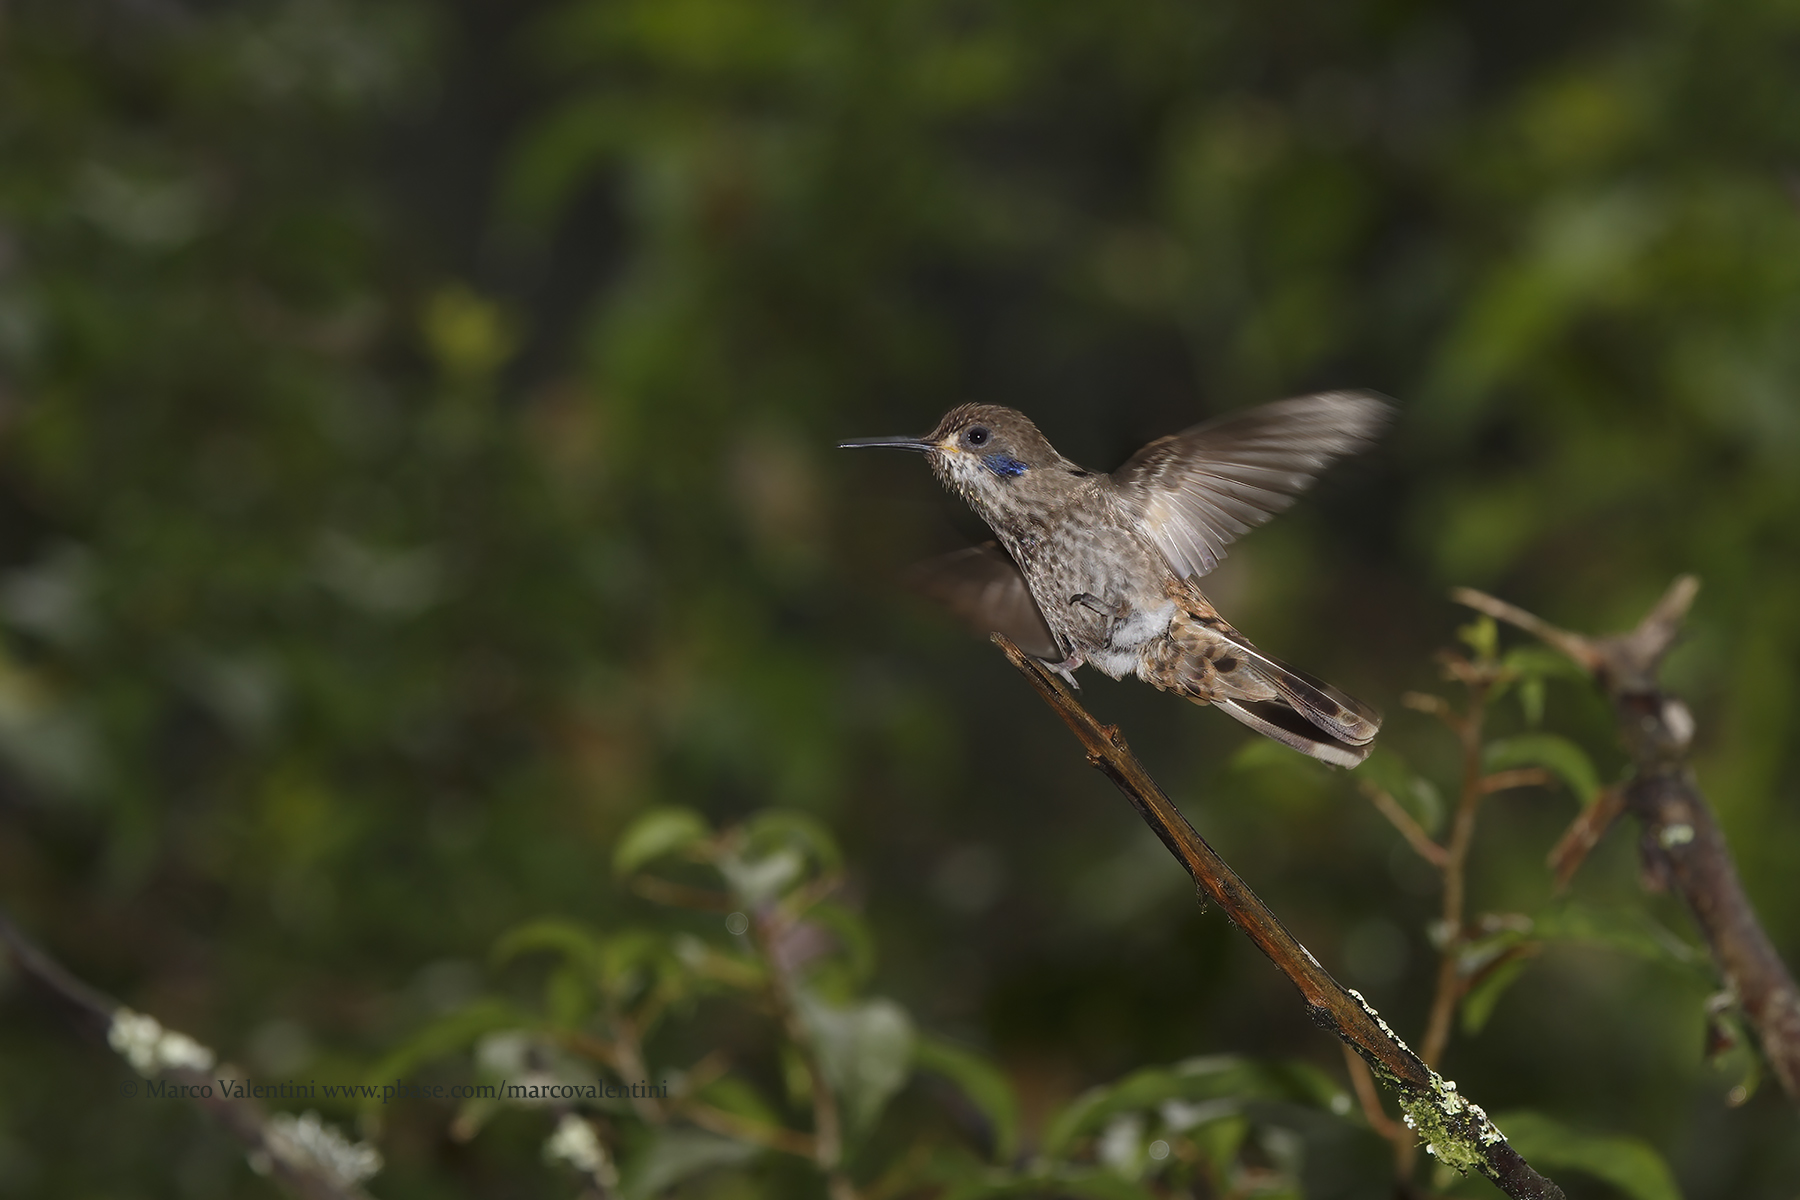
[837,435,936,452]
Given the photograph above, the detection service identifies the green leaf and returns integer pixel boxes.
[621,1129,759,1200]
[1458,615,1499,662]
[799,994,915,1134]
[1461,955,1529,1035]
[1354,748,1444,834]
[1040,1056,1346,1158]
[1494,1111,1684,1200]
[913,1035,1021,1163]
[1501,645,1589,681]
[1190,1114,1251,1191]
[359,1000,528,1120]
[1531,904,1705,977]
[613,807,711,876]
[696,1075,782,1127]
[1518,674,1546,726]
[717,846,806,905]
[1483,733,1600,806]
[546,964,591,1028]
[744,809,843,873]
[493,917,607,973]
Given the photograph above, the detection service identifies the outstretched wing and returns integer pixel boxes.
[1107,391,1391,581]
[907,542,1061,661]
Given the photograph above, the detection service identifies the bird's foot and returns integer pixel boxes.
[1069,592,1120,619]
[1070,593,1125,642]
[1041,651,1084,689]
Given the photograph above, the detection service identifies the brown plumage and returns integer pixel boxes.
[842,392,1390,767]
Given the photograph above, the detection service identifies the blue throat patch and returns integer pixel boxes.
[983,454,1028,478]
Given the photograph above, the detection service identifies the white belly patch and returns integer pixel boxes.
[1086,600,1176,680]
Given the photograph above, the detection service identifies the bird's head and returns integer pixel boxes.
[839,404,1078,519]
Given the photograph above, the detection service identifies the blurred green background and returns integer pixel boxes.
[2,0,1799,1196]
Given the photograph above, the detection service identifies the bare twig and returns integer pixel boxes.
[1546,785,1627,892]
[629,876,734,912]
[0,909,378,1200]
[992,635,1566,1200]
[1455,577,1800,1100]
[1341,1043,1402,1139]
[1358,780,1450,868]
[1419,673,1492,1076]
[1481,767,1556,795]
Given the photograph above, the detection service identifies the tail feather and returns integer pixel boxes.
[1151,602,1383,767]
[1227,642,1380,748]
[1212,697,1374,768]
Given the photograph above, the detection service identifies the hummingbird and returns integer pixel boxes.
[840,392,1389,767]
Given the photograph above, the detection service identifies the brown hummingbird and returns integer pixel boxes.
[841,392,1389,767]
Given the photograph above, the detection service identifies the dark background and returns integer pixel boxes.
[2,0,1798,1196]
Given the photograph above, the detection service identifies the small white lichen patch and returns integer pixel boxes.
[1662,700,1695,747]
[251,1111,382,1188]
[545,1113,617,1187]
[1346,988,1419,1056]
[1659,824,1695,849]
[108,1008,216,1074]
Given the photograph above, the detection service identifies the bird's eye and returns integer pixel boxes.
[965,426,990,448]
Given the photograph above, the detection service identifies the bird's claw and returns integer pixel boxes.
[1042,651,1084,689]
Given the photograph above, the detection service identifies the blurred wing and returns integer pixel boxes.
[907,543,1061,661]
[1107,391,1391,581]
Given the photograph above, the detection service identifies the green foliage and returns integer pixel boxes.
[623,1131,759,1200]
[374,810,1362,1197]
[800,994,914,1132]
[911,1035,1022,1163]
[1495,1111,1685,1200]
[1460,955,1529,1036]
[613,807,714,875]
[1356,746,1446,834]
[1039,1056,1346,1160]
[1482,734,1603,808]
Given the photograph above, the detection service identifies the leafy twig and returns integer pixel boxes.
[746,908,859,1200]
[682,1100,820,1157]
[1546,785,1626,891]
[0,908,379,1200]
[1419,668,1492,1076]
[992,635,1567,1200]
[1358,780,1450,868]
[1455,577,1800,1101]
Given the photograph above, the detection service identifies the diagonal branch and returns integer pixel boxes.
[1454,577,1800,1101]
[0,909,379,1200]
[991,635,1566,1200]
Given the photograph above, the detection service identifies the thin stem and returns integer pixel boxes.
[1359,780,1449,868]
[1480,767,1555,795]
[682,1102,819,1157]
[748,909,857,1199]
[1421,678,1489,1073]
[1340,1042,1408,1179]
